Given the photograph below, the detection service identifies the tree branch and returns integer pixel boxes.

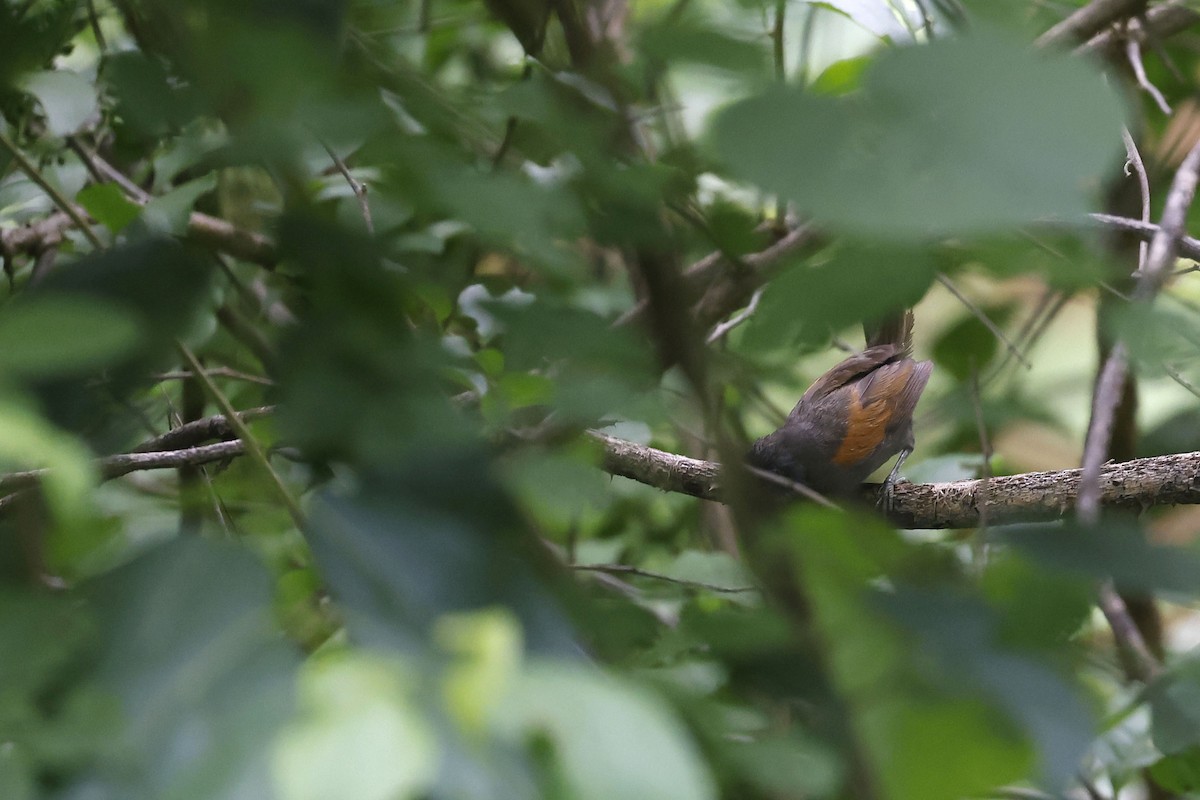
[1036,0,1146,50]
[591,431,1200,530]
[1079,1,1200,59]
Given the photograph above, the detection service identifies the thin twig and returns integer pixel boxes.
[1086,213,1200,261]
[154,368,274,386]
[132,406,275,453]
[936,273,1031,368]
[176,341,304,527]
[745,464,839,509]
[1098,580,1161,681]
[1036,0,1144,49]
[321,141,374,234]
[570,563,757,594]
[1120,128,1151,272]
[1125,30,1172,116]
[1080,1,1200,59]
[969,367,991,567]
[1079,140,1200,523]
[0,128,103,249]
[706,287,763,344]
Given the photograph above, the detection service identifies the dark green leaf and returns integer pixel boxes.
[712,29,1125,238]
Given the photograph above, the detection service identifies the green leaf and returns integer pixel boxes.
[141,174,217,235]
[77,183,142,233]
[711,28,1125,238]
[496,661,718,800]
[80,537,301,799]
[273,653,437,800]
[742,242,937,350]
[1148,748,1200,793]
[0,296,141,379]
[18,70,98,137]
[996,521,1200,597]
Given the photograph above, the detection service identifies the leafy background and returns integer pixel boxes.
[2,0,1200,798]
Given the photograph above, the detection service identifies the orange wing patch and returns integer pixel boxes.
[831,361,913,467]
[832,392,888,466]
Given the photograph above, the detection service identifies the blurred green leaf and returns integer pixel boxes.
[78,537,301,800]
[742,242,937,350]
[712,29,1125,237]
[0,296,141,378]
[77,183,143,233]
[496,661,718,800]
[996,521,1200,596]
[141,175,218,235]
[932,303,1015,382]
[273,652,437,800]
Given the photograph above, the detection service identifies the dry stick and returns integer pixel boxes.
[1036,0,1146,49]
[1079,1,1200,58]
[570,563,757,594]
[176,341,305,527]
[1079,141,1200,521]
[706,287,763,344]
[936,273,1032,369]
[0,129,103,249]
[132,406,275,453]
[67,141,279,268]
[593,432,1200,529]
[0,439,247,497]
[1125,30,1172,116]
[154,368,274,387]
[969,367,992,568]
[1077,140,1200,683]
[1120,128,1152,272]
[321,142,374,234]
[1086,213,1200,260]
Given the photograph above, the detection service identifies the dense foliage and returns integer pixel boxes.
[3,0,1200,798]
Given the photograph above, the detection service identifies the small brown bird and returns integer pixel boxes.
[748,312,933,503]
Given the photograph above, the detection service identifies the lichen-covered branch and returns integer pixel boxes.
[591,431,1200,529]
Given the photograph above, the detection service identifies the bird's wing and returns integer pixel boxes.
[796,345,901,407]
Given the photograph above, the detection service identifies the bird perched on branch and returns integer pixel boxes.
[748,311,933,504]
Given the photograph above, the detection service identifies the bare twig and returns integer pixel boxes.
[65,141,279,267]
[969,368,992,564]
[154,368,274,387]
[570,563,757,594]
[132,406,275,453]
[706,287,763,344]
[1080,1,1200,59]
[321,142,374,234]
[1120,128,1151,272]
[936,273,1031,369]
[1079,140,1200,523]
[1036,0,1145,50]
[745,464,839,509]
[176,341,303,527]
[1086,213,1200,260]
[0,129,103,249]
[1125,30,1172,116]
[0,439,247,497]
[1098,580,1162,681]
[591,431,1200,529]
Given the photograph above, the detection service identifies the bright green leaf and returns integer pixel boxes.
[496,661,718,800]
[274,653,437,800]
[77,183,142,233]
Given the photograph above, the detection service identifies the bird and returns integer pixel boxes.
[747,311,933,505]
